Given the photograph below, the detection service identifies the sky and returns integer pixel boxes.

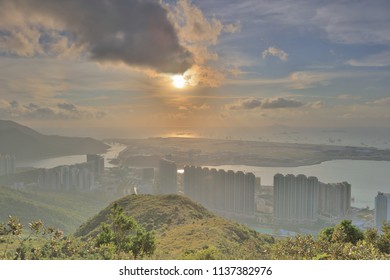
[1,0,390,142]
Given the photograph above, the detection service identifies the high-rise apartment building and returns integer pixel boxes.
[234,171,245,214]
[183,165,256,216]
[375,192,390,229]
[225,170,235,213]
[273,174,319,224]
[274,174,351,224]
[37,162,95,191]
[0,154,16,176]
[86,154,105,177]
[244,172,256,215]
[158,158,177,194]
[319,182,351,218]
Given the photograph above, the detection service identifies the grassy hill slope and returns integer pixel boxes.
[0,186,118,234]
[75,194,274,259]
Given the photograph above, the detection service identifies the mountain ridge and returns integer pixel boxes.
[0,120,109,159]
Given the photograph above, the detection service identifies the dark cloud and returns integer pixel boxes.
[24,103,40,110]
[58,103,77,112]
[26,107,56,119]
[0,0,193,73]
[0,99,106,120]
[226,97,304,110]
[241,98,262,109]
[9,100,18,108]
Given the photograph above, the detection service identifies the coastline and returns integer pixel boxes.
[114,137,390,168]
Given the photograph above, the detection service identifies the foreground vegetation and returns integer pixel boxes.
[271,220,390,259]
[1,194,390,260]
[0,204,155,260]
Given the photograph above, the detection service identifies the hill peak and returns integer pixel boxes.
[75,194,214,237]
[0,119,42,137]
[75,194,274,259]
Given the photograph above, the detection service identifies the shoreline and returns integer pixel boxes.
[115,137,390,169]
[196,157,390,169]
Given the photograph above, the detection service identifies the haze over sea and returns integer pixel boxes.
[16,143,126,169]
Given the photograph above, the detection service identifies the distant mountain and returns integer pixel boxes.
[75,194,274,259]
[0,120,109,159]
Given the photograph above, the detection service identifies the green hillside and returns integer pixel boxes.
[2,192,390,260]
[0,186,118,234]
[75,194,275,259]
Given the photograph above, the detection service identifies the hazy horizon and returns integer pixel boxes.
[4,119,390,150]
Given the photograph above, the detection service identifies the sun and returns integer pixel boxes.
[172,74,185,89]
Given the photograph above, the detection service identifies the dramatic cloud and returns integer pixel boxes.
[170,0,240,48]
[262,47,288,62]
[226,97,304,110]
[183,65,225,88]
[0,0,242,89]
[168,0,241,86]
[0,0,193,73]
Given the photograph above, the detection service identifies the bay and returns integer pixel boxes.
[16,142,126,169]
[206,160,390,209]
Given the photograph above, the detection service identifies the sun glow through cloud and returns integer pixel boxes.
[172,74,185,89]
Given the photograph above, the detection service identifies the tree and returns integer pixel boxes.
[0,216,65,260]
[271,220,386,260]
[377,222,390,254]
[95,203,155,259]
[1,216,24,259]
[319,220,363,245]
[1,208,155,260]
[270,234,319,260]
